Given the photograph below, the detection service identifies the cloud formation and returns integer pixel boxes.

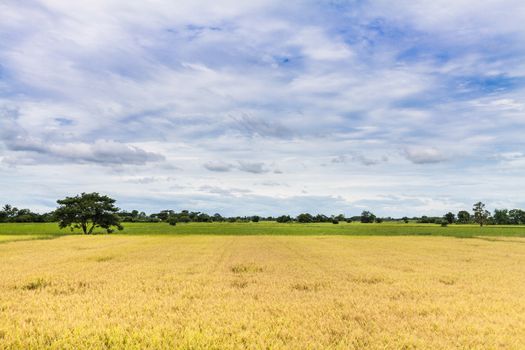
[237,161,269,174]
[1,1,525,215]
[203,161,233,172]
[403,147,447,165]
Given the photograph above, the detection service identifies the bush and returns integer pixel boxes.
[167,217,177,226]
[297,213,313,223]
[332,219,339,224]
[440,221,448,227]
[360,211,376,223]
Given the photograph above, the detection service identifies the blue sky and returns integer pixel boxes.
[1,0,525,216]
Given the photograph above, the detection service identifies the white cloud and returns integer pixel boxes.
[237,161,269,174]
[0,1,524,215]
[203,161,233,172]
[403,147,447,164]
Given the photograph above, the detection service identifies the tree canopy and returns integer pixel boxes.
[473,202,490,227]
[55,193,123,234]
[360,211,376,223]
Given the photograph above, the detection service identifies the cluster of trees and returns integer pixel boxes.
[120,210,384,225]
[0,205,54,223]
[3,194,525,234]
[1,194,123,234]
[282,211,384,224]
[439,202,525,227]
[119,210,264,224]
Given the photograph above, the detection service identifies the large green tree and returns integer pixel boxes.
[55,193,123,234]
[296,213,313,223]
[472,202,490,227]
[493,209,509,225]
[508,209,525,225]
[457,210,471,224]
[444,212,456,224]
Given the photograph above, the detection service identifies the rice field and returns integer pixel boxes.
[2,221,525,240]
[1,234,525,349]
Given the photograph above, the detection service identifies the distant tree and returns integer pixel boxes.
[332,219,339,224]
[334,214,346,222]
[402,216,409,224]
[314,214,329,223]
[457,210,471,224]
[251,215,260,223]
[375,217,383,223]
[276,215,292,223]
[508,209,525,225]
[12,209,35,222]
[0,204,49,223]
[196,213,211,222]
[417,216,440,224]
[493,209,509,225]
[55,193,123,234]
[167,217,177,226]
[473,202,490,227]
[444,212,456,224]
[156,210,174,222]
[213,213,224,222]
[296,213,313,223]
[0,206,11,222]
[178,214,191,223]
[0,204,17,222]
[360,211,376,223]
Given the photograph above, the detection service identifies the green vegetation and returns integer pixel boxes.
[2,194,525,240]
[55,192,123,234]
[1,221,525,241]
[3,194,525,231]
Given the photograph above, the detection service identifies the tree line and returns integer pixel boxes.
[1,194,524,234]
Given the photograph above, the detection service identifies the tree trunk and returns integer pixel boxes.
[81,223,87,234]
[88,223,96,234]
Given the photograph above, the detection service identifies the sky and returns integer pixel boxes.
[1,0,525,217]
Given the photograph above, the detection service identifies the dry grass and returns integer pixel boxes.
[1,235,525,349]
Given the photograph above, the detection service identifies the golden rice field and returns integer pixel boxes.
[1,235,525,349]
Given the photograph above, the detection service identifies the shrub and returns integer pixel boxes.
[167,217,177,226]
[297,213,313,223]
[360,211,376,223]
